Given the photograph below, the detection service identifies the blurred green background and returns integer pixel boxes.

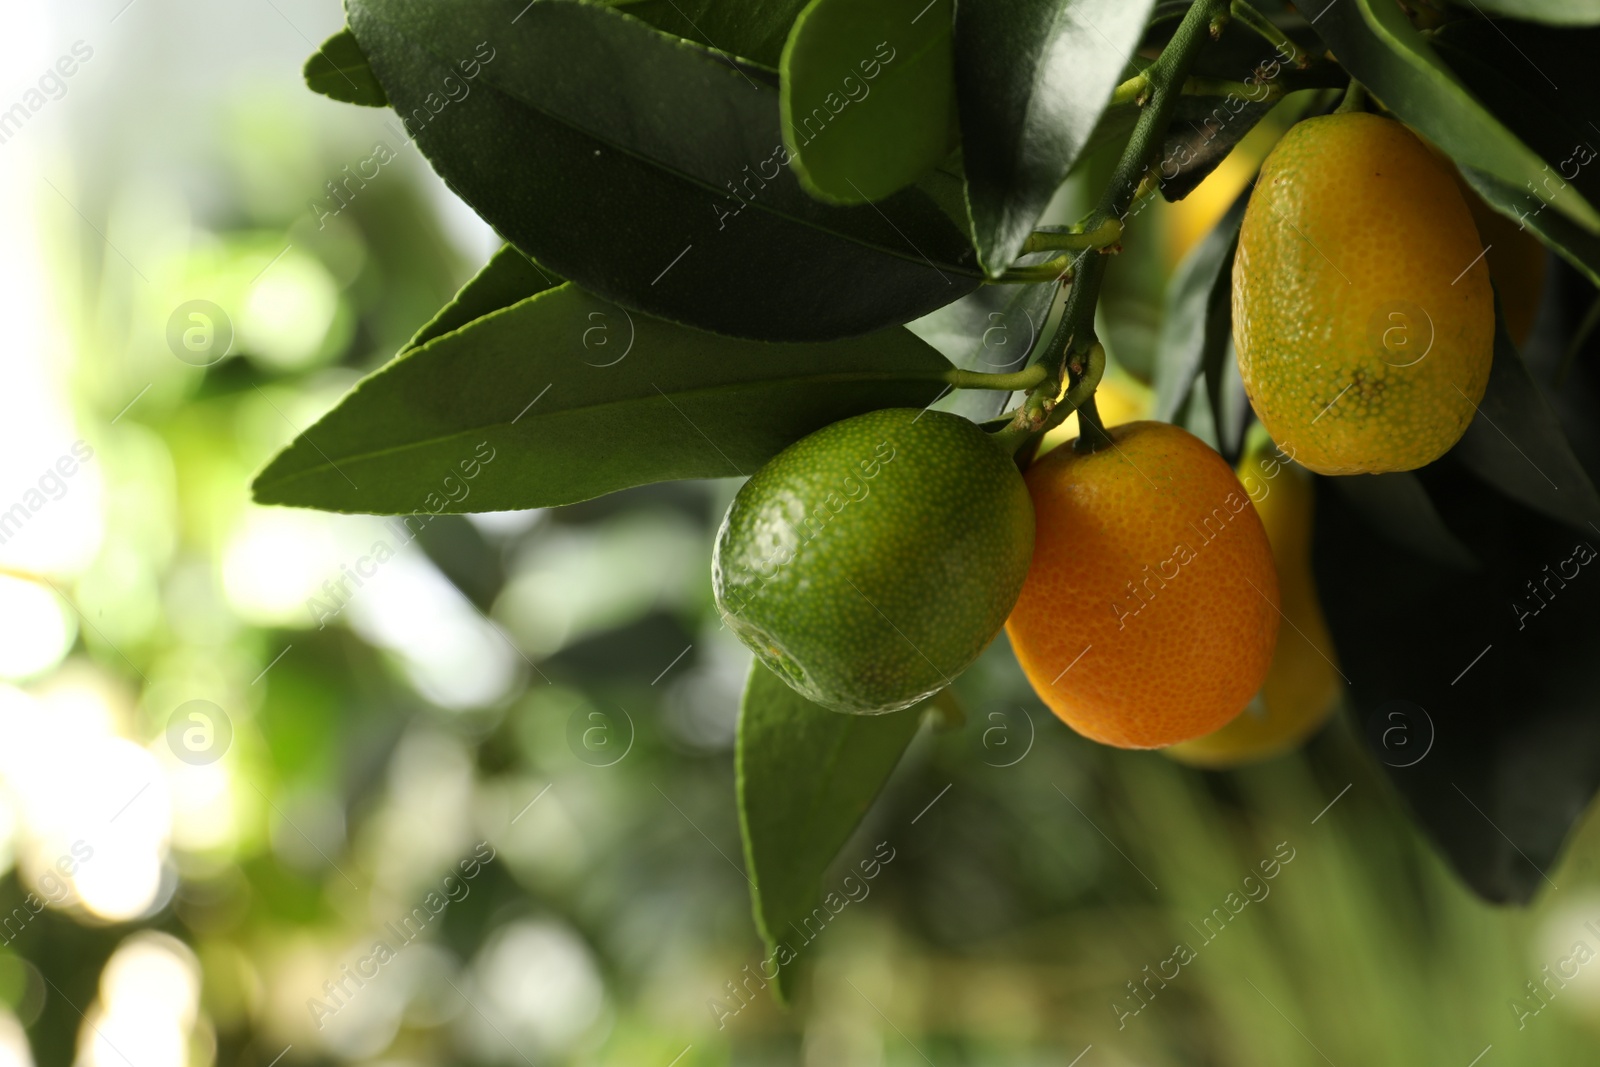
[3,1,1600,1064]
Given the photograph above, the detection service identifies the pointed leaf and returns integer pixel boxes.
[405,244,562,354]
[954,0,1159,274]
[304,28,388,107]
[347,0,981,342]
[737,662,921,999]
[779,0,957,204]
[252,284,954,514]
[1328,472,1478,571]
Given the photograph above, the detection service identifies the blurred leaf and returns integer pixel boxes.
[405,244,562,353]
[1329,472,1478,570]
[907,281,1057,421]
[1461,167,1600,289]
[413,515,505,611]
[1154,185,1247,422]
[1451,311,1600,530]
[1311,0,1600,232]
[737,662,921,1000]
[253,284,954,513]
[348,0,980,342]
[954,0,1158,275]
[304,28,389,106]
[605,0,807,67]
[1157,95,1275,202]
[1314,458,1600,904]
[779,0,956,204]
[1448,0,1600,24]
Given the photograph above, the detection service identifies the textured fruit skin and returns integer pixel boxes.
[1233,113,1494,475]
[1167,427,1341,767]
[1006,421,1279,749]
[714,409,1034,715]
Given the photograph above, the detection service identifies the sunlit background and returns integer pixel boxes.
[3,1,1600,1064]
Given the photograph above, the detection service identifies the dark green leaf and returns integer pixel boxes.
[347,0,980,342]
[404,244,561,354]
[954,0,1160,275]
[604,0,807,67]
[304,28,389,106]
[1314,457,1600,904]
[1311,0,1600,232]
[737,661,922,999]
[1461,167,1600,289]
[1449,0,1600,24]
[1154,186,1248,421]
[779,0,956,204]
[252,284,954,513]
[1328,472,1478,570]
[907,281,1057,421]
[1450,308,1600,530]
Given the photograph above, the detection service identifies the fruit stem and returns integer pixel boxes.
[945,365,1050,392]
[1021,217,1125,254]
[1005,0,1226,454]
[1335,78,1368,114]
[993,258,1076,284]
[1228,0,1312,69]
[1072,394,1115,455]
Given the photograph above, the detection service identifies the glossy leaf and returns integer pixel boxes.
[737,661,922,999]
[780,0,956,204]
[907,281,1058,421]
[1157,95,1276,203]
[1454,0,1600,24]
[604,0,808,68]
[346,0,980,342]
[404,244,561,353]
[1311,0,1600,232]
[252,284,955,514]
[304,28,388,107]
[1314,457,1600,904]
[1450,311,1600,530]
[1153,186,1248,422]
[1462,167,1600,290]
[954,0,1160,275]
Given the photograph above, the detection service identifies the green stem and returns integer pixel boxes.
[1228,0,1311,69]
[1006,0,1225,456]
[1336,78,1367,114]
[1072,394,1114,454]
[994,258,1076,284]
[945,364,1050,392]
[1021,217,1125,254]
